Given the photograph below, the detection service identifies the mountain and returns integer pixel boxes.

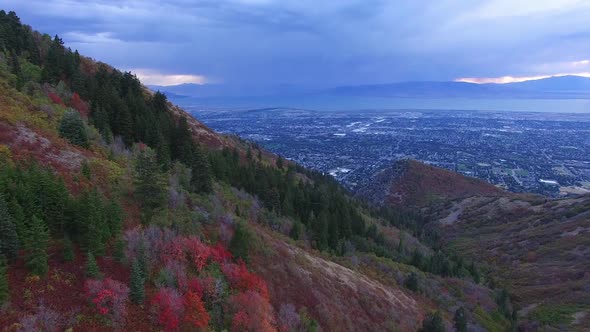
[355,159,505,208]
[358,159,590,330]
[155,76,590,102]
[0,10,522,332]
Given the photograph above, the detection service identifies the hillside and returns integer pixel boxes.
[0,10,521,332]
[355,159,505,208]
[358,159,590,330]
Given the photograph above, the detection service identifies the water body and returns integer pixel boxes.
[171,95,590,113]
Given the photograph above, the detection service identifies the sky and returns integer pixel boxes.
[4,0,590,87]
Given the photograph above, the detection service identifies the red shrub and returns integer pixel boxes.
[183,237,211,271]
[210,242,233,264]
[85,278,129,328]
[230,291,275,332]
[151,287,185,331]
[183,291,210,329]
[222,262,269,300]
[187,278,204,298]
[70,92,90,118]
[47,92,65,106]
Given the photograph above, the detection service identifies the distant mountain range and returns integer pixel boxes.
[150,75,590,100]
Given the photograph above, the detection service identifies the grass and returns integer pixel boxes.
[473,306,511,332]
[528,304,583,326]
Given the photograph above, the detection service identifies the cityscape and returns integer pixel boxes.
[186,107,590,197]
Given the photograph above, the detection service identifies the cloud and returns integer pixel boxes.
[130,69,208,86]
[5,0,590,87]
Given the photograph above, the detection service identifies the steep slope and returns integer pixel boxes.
[358,158,590,330]
[355,159,504,208]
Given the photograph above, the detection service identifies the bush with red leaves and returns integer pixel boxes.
[222,262,269,300]
[230,291,276,332]
[183,291,210,329]
[151,287,185,331]
[85,278,129,328]
[210,242,233,264]
[182,237,211,271]
[69,92,89,118]
[47,92,65,106]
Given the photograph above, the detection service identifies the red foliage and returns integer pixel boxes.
[183,291,210,329]
[150,287,185,332]
[187,278,204,298]
[222,262,269,300]
[210,242,233,264]
[47,92,65,106]
[85,278,129,327]
[230,291,276,332]
[183,237,211,271]
[69,92,90,118]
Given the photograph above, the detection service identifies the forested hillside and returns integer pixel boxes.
[0,10,518,331]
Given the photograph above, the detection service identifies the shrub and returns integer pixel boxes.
[85,278,130,328]
[183,291,210,329]
[419,311,445,332]
[454,307,467,332]
[222,262,269,299]
[151,287,185,331]
[19,302,63,332]
[404,272,419,292]
[230,291,275,332]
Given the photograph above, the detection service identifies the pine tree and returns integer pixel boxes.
[0,195,19,261]
[129,260,145,304]
[85,252,100,278]
[454,307,467,332]
[229,222,251,263]
[113,237,125,263]
[62,237,75,262]
[25,216,49,276]
[419,311,445,332]
[0,256,8,306]
[190,144,212,193]
[134,147,166,220]
[404,272,419,292]
[59,109,89,148]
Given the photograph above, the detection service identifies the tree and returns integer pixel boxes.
[85,278,129,328]
[62,237,75,262]
[419,311,445,332]
[150,287,184,332]
[190,144,212,194]
[229,222,251,263]
[59,109,89,148]
[0,195,19,261]
[129,260,145,304]
[404,272,419,292]
[85,252,100,278]
[0,256,8,306]
[183,291,210,329]
[25,216,49,276]
[454,307,467,332]
[134,147,166,220]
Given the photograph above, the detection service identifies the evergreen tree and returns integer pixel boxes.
[113,237,125,263]
[229,222,251,263]
[62,237,75,262]
[85,252,100,278]
[129,260,145,304]
[0,256,8,306]
[276,156,284,169]
[419,311,445,332]
[134,147,166,220]
[25,216,49,276]
[59,109,89,148]
[454,307,467,332]
[190,145,212,193]
[0,195,19,261]
[404,272,419,292]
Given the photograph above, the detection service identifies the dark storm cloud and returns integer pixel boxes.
[4,0,590,86]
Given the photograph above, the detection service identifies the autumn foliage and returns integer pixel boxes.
[85,278,130,327]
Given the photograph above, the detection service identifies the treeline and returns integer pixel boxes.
[0,162,122,273]
[210,148,366,252]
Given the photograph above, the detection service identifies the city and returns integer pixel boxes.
[186,107,590,197]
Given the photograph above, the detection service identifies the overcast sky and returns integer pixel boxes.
[5,0,590,86]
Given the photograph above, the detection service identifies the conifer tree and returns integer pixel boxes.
[190,144,212,193]
[129,260,145,304]
[419,311,445,332]
[62,237,75,262]
[59,109,89,148]
[25,216,49,276]
[85,252,100,278]
[454,307,467,332]
[0,195,19,261]
[229,222,251,263]
[113,237,125,263]
[0,256,8,306]
[134,147,166,220]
